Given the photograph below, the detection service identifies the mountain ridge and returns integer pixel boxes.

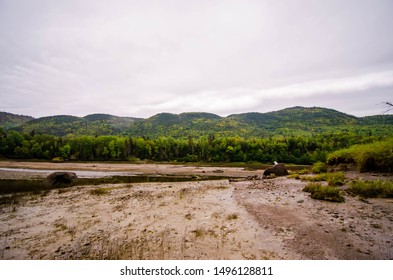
[1,106,392,137]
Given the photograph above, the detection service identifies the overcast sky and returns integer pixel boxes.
[1,0,393,118]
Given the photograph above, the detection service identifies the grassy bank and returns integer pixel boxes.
[327,139,393,172]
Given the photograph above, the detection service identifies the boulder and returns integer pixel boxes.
[263,164,289,177]
[46,172,77,188]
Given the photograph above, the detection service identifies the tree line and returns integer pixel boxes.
[0,127,384,164]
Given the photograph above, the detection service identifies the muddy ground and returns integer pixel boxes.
[0,161,392,260]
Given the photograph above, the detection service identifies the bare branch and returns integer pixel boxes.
[382,101,393,114]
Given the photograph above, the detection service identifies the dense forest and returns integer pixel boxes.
[0,107,393,164]
[0,128,384,164]
[1,107,393,165]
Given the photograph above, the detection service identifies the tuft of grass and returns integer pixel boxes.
[303,182,322,193]
[266,174,276,179]
[303,182,345,203]
[0,193,23,206]
[312,162,328,174]
[288,173,301,180]
[52,157,64,162]
[325,172,345,186]
[90,188,111,196]
[54,223,68,231]
[301,172,345,186]
[298,169,311,175]
[226,213,238,220]
[192,228,204,238]
[348,180,393,198]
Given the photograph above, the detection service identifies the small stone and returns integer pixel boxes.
[297,200,304,203]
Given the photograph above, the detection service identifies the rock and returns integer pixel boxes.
[213,169,224,173]
[46,172,77,188]
[263,164,289,177]
[246,175,260,180]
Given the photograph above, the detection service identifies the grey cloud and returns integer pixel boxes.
[1,0,393,118]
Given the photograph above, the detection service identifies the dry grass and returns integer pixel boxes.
[226,213,238,220]
[90,188,111,196]
[192,228,205,238]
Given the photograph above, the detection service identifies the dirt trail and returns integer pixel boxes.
[0,162,392,259]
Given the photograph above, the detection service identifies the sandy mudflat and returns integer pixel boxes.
[0,161,392,259]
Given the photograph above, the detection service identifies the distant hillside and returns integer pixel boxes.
[0,112,34,129]
[1,107,393,137]
[6,113,141,136]
[228,106,358,129]
[359,115,393,125]
[128,112,250,138]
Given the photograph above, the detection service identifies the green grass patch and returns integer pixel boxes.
[325,172,345,186]
[312,161,328,174]
[327,139,393,172]
[303,182,345,202]
[299,169,311,174]
[301,172,345,186]
[288,173,301,180]
[348,180,393,198]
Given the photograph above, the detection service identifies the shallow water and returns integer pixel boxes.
[0,167,142,178]
[0,168,227,191]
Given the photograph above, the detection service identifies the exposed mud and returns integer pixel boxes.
[0,161,392,259]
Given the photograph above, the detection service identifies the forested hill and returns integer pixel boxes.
[11,114,142,136]
[1,107,393,137]
[0,112,34,130]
